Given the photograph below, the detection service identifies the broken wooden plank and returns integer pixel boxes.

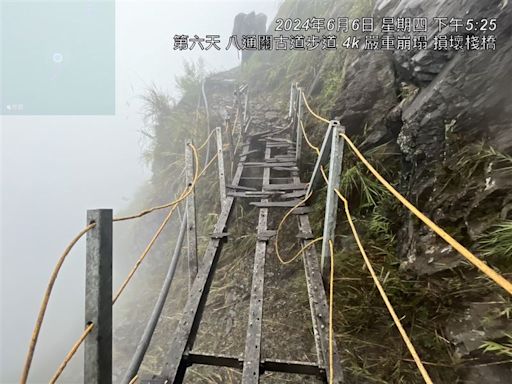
[240,177,291,182]
[273,167,299,172]
[268,157,296,162]
[227,192,273,198]
[245,190,284,196]
[226,184,257,191]
[290,207,314,215]
[263,183,307,191]
[257,230,277,241]
[265,142,291,147]
[250,200,304,208]
[248,129,272,138]
[210,232,229,239]
[266,137,292,143]
[243,162,296,168]
[296,231,314,240]
[280,190,307,199]
[240,149,260,157]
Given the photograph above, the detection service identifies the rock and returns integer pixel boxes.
[392,1,512,274]
[445,293,512,383]
[333,51,397,145]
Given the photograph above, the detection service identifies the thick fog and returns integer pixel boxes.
[0,1,279,382]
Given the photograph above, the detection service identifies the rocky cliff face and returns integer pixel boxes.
[382,0,512,272]
[312,0,512,381]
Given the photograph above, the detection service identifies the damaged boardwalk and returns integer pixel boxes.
[144,91,343,383]
[22,82,512,384]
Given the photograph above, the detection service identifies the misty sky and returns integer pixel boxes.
[0,1,279,382]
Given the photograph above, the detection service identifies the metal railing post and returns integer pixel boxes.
[236,87,243,128]
[225,114,234,180]
[295,88,303,162]
[85,209,113,384]
[320,122,345,281]
[185,141,198,290]
[243,89,249,126]
[292,82,300,148]
[216,127,227,207]
[288,82,296,119]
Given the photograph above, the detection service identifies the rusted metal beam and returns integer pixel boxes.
[242,142,271,384]
[291,165,345,384]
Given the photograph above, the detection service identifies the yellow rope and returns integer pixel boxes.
[112,143,200,303]
[334,188,434,384]
[293,102,431,382]
[197,128,217,152]
[50,146,219,382]
[341,133,512,296]
[27,142,217,384]
[20,223,95,384]
[300,88,512,296]
[273,119,324,265]
[113,193,184,304]
[300,120,320,155]
[301,90,329,124]
[114,193,188,222]
[277,236,324,265]
[49,323,94,384]
[199,152,218,179]
[24,86,226,382]
[115,131,217,222]
[128,374,139,384]
[274,192,313,264]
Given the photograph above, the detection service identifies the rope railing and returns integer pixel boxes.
[300,87,512,296]
[114,132,215,222]
[49,149,224,384]
[288,85,512,383]
[48,322,94,384]
[19,223,96,384]
[276,102,433,383]
[334,188,434,383]
[340,132,512,296]
[113,143,200,304]
[20,130,219,384]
